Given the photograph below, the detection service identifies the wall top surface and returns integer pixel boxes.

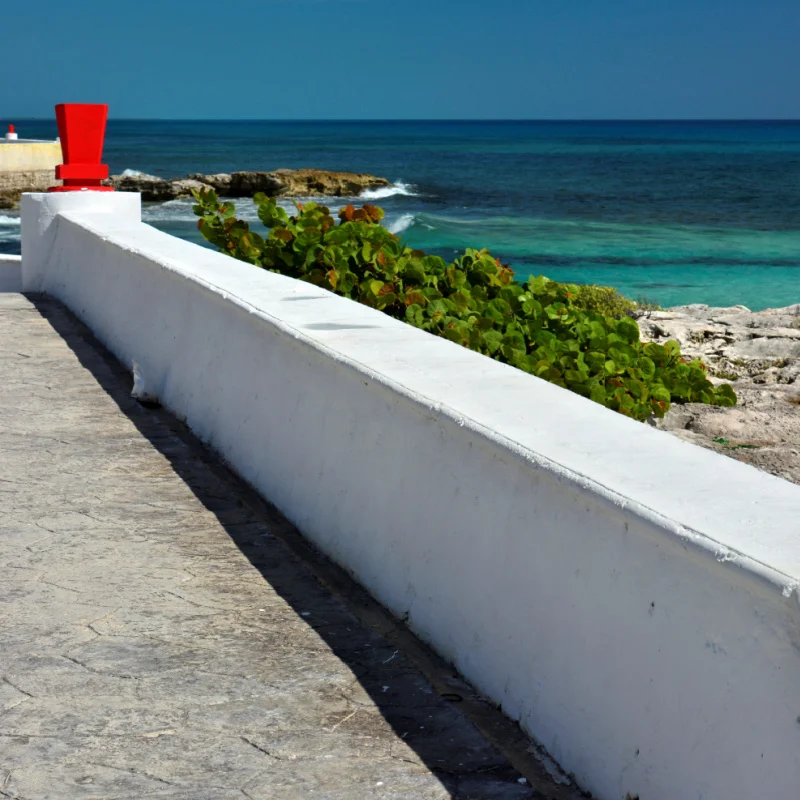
[0,139,58,145]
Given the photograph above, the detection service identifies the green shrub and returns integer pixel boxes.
[192,189,736,421]
[568,285,661,318]
[634,296,662,313]
[569,284,637,318]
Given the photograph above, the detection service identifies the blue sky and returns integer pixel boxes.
[3,0,799,119]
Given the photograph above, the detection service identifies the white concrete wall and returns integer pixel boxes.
[21,192,800,800]
[0,254,22,292]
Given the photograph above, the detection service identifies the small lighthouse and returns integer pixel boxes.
[5,124,18,141]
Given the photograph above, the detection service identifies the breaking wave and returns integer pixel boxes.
[120,168,161,179]
[360,182,418,200]
[387,213,416,235]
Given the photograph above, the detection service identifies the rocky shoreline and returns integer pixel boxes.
[638,303,800,486]
[0,168,391,208]
[104,168,391,202]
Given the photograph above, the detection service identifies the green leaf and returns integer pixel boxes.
[589,383,606,404]
[482,330,503,354]
[616,317,641,344]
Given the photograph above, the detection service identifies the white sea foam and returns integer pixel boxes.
[141,199,196,224]
[388,213,416,235]
[360,182,418,200]
[0,215,21,226]
[120,168,161,179]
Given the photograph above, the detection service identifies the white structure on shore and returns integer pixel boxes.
[0,125,61,196]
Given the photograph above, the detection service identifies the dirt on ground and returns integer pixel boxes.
[636,303,800,486]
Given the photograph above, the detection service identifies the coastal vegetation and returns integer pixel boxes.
[192,189,736,421]
[569,284,660,318]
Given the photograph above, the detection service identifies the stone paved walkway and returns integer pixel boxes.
[0,295,584,800]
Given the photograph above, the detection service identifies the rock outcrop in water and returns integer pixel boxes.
[638,304,800,485]
[104,169,390,202]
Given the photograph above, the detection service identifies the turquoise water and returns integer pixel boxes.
[404,214,800,308]
[2,120,799,308]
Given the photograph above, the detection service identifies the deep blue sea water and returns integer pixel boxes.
[2,120,799,309]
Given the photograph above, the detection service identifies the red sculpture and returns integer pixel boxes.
[49,104,114,192]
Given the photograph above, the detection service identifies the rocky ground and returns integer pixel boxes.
[104,168,390,202]
[637,304,800,486]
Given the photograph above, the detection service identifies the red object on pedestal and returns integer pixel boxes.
[49,103,114,192]
[8,125,14,134]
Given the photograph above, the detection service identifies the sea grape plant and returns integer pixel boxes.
[192,188,736,421]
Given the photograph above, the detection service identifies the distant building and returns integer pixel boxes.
[0,125,61,205]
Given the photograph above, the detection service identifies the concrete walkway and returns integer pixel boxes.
[0,295,582,800]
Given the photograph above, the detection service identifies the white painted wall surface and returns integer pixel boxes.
[0,254,22,292]
[21,192,800,800]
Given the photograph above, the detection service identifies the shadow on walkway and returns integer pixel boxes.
[34,294,586,800]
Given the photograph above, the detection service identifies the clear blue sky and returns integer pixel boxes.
[3,0,799,119]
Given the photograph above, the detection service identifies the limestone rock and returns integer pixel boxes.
[228,171,285,196]
[0,190,21,209]
[266,168,390,197]
[223,169,390,198]
[106,169,390,202]
[106,174,178,201]
[639,303,800,485]
[170,178,213,196]
[187,173,232,193]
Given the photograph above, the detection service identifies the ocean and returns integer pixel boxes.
[2,120,799,309]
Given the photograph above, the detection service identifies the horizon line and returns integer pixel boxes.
[3,117,800,124]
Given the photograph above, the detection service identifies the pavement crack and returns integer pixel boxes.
[329,708,359,732]
[77,510,120,527]
[37,577,82,595]
[339,683,373,709]
[1,677,34,699]
[160,589,224,611]
[24,536,53,554]
[240,736,280,760]
[4,565,39,574]
[0,789,34,800]
[60,654,137,681]
[31,520,56,534]
[391,754,420,765]
[84,609,122,637]
[86,762,174,786]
